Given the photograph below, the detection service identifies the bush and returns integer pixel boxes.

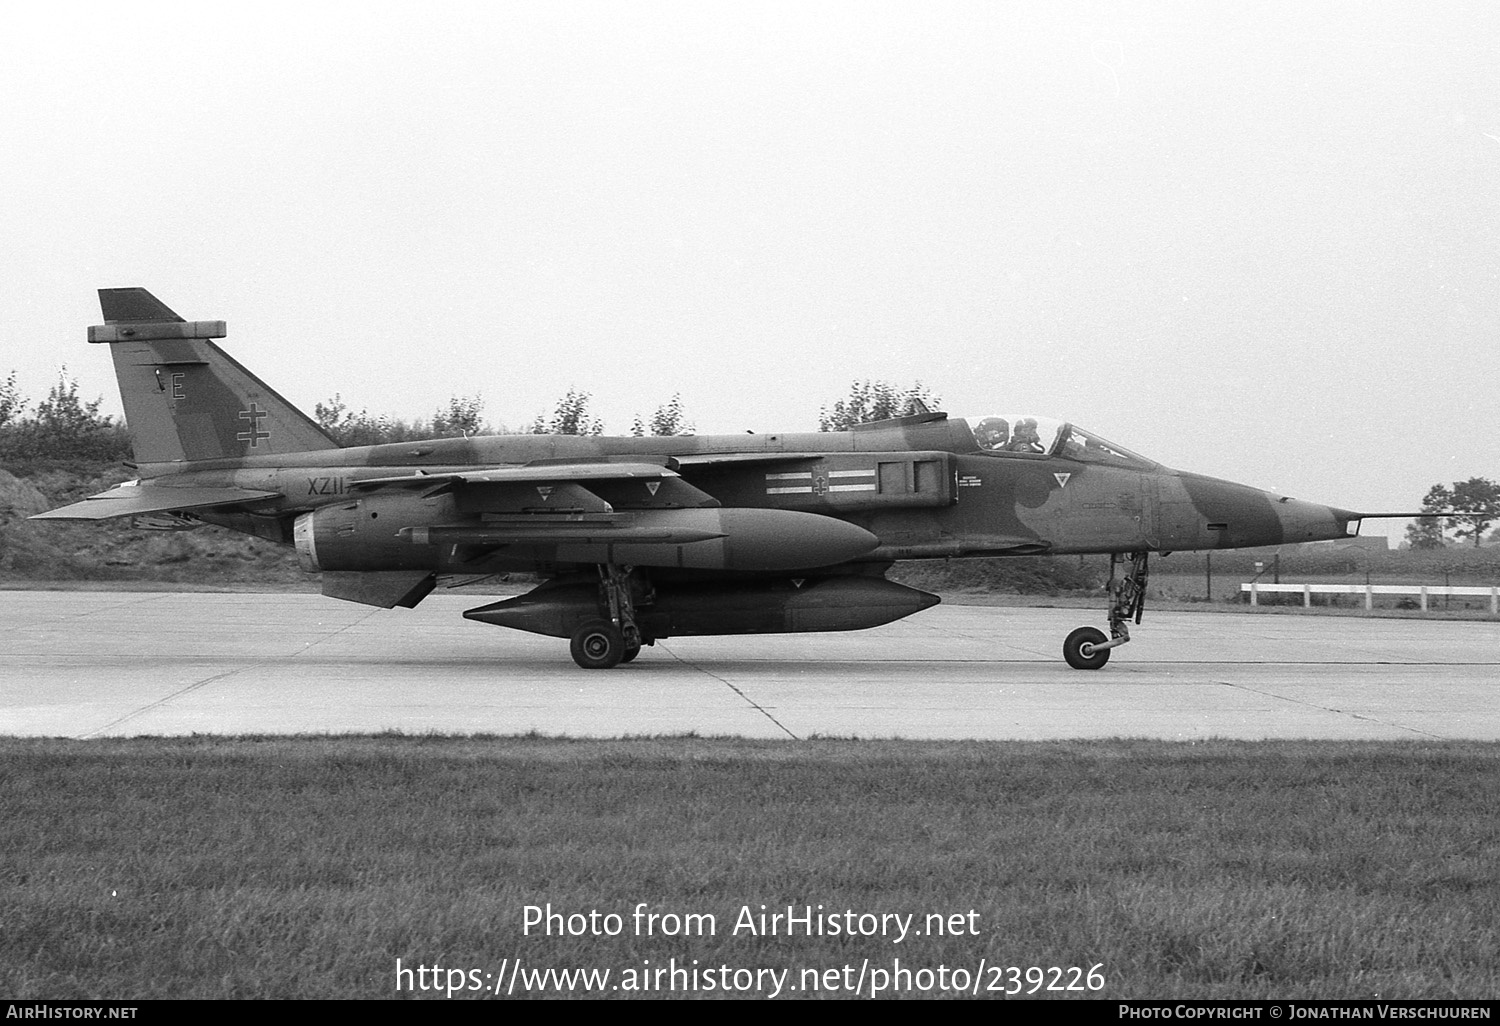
[0,371,132,463]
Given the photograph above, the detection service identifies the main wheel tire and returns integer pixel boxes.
[570,621,626,669]
[620,640,642,664]
[1063,626,1110,670]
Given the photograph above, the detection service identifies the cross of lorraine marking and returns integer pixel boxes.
[237,402,271,448]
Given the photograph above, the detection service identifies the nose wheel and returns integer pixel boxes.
[1064,551,1149,670]
[1063,626,1110,670]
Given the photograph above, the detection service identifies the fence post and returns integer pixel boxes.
[1250,583,1259,606]
[1492,587,1498,616]
[1419,587,1428,612]
[1365,585,1373,611]
[1303,584,1312,608]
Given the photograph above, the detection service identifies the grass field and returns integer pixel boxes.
[3,736,1498,1000]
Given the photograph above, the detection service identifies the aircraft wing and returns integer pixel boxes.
[669,453,819,468]
[349,460,724,515]
[348,462,679,491]
[30,482,281,521]
[349,456,827,493]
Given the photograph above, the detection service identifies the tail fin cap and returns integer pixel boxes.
[89,321,226,343]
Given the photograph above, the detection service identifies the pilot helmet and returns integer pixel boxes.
[975,417,1009,447]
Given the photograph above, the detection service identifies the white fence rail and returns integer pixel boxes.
[1242,582,1500,613]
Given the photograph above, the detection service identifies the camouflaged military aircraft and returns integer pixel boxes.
[34,288,1399,669]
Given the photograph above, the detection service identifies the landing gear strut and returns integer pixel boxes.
[1064,551,1148,670]
[568,564,651,669]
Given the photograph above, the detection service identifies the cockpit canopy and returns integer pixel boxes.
[968,415,1154,469]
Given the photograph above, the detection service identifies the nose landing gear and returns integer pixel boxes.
[1064,551,1148,670]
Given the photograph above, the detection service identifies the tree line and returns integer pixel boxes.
[310,388,694,444]
[311,378,939,444]
[1405,478,1500,549]
[0,371,936,461]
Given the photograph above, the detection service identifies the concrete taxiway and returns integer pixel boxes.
[1,590,1497,740]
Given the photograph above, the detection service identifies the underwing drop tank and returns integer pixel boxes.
[464,576,940,640]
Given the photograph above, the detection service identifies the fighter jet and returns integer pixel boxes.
[33,288,1395,669]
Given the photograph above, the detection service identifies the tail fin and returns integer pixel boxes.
[91,288,339,465]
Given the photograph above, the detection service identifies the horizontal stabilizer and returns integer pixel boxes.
[29,481,280,521]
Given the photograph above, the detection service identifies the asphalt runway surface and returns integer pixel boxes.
[2,590,1497,740]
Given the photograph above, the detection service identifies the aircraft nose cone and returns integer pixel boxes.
[1275,497,1358,544]
[1164,473,1359,549]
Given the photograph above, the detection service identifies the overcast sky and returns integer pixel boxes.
[2,1,1497,537]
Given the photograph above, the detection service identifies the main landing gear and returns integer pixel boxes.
[1064,551,1148,670]
[569,564,652,669]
